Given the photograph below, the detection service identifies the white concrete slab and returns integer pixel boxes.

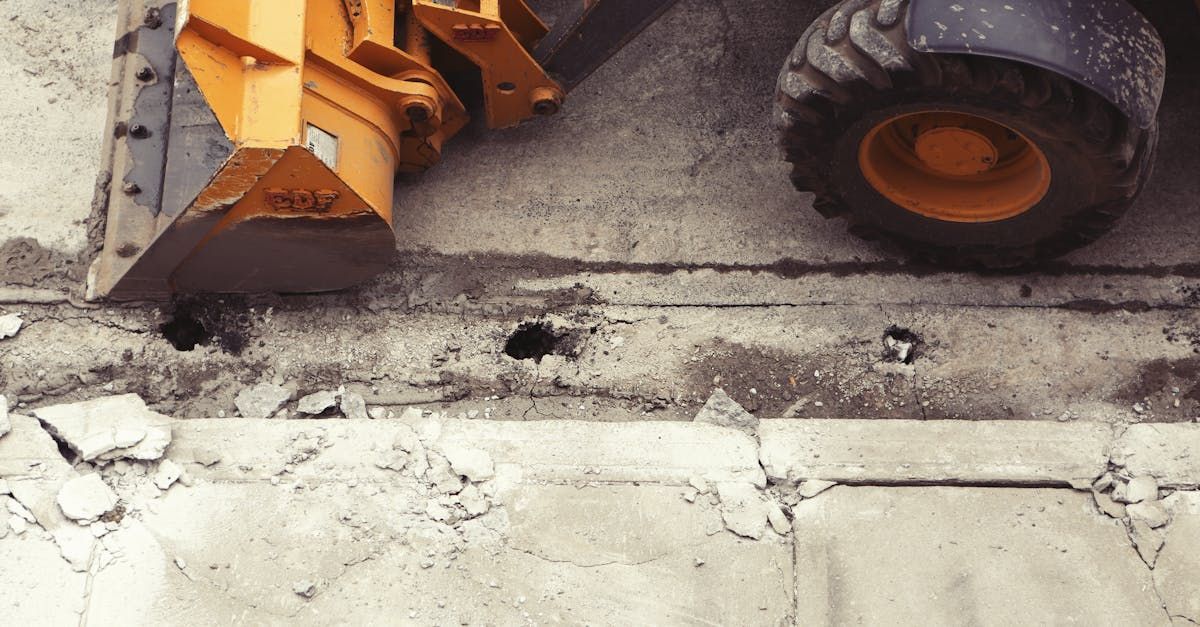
[759,419,1114,486]
[791,487,1167,627]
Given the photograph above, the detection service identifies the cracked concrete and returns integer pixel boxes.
[2,0,1200,623]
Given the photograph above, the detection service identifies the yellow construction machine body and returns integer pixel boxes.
[92,0,570,298]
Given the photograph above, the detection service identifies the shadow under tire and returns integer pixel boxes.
[773,0,1158,269]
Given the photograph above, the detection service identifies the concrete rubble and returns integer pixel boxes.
[693,388,759,438]
[56,474,117,523]
[234,383,291,420]
[32,395,171,463]
[0,312,21,339]
[297,390,339,415]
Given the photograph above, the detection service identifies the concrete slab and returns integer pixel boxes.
[791,487,1167,626]
[1156,492,1200,624]
[759,419,1114,486]
[1114,424,1200,488]
[169,417,763,486]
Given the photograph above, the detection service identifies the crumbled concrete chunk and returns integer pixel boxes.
[0,313,22,339]
[6,496,36,523]
[797,479,837,499]
[0,395,9,439]
[293,580,317,598]
[297,390,338,415]
[33,394,172,462]
[1127,501,1170,529]
[716,482,769,540]
[1092,490,1127,519]
[235,383,291,420]
[8,515,27,535]
[153,459,183,491]
[1130,519,1165,567]
[694,388,758,437]
[1124,476,1158,504]
[688,475,709,494]
[457,484,490,518]
[368,406,387,419]
[56,474,118,523]
[426,453,464,494]
[1092,472,1115,492]
[442,444,495,482]
[340,391,368,421]
[767,503,791,535]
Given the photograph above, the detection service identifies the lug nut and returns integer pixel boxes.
[529,86,563,117]
[135,66,154,81]
[129,124,150,138]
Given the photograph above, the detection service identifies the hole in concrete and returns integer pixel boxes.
[882,326,923,365]
[504,321,579,362]
[160,301,214,351]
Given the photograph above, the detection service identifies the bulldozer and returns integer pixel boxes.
[90,0,1168,299]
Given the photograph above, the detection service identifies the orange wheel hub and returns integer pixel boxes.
[858,111,1051,222]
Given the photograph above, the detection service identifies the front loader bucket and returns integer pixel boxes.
[91,0,411,300]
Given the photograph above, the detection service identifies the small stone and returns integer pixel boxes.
[1126,501,1170,528]
[340,391,368,420]
[153,459,183,491]
[797,479,837,499]
[368,407,387,420]
[682,488,698,503]
[442,445,494,482]
[767,503,791,535]
[694,389,758,437]
[293,580,317,598]
[1132,403,1146,414]
[56,474,118,523]
[297,390,338,415]
[235,383,291,420]
[1124,476,1158,504]
[1092,490,1126,519]
[0,313,22,339]
[694,557,705,567]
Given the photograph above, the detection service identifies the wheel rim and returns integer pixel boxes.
[858,111,1052,222]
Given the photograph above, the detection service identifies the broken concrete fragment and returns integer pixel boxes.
[368,407,387,420]
[767,503,790,535]
[0,313,22,339]
[113,428,146,449]
[0,395,9,439]
[293,580,317,598]
[797,479,836,499]
[6,496,36,523]
[1129,519,1164,567]
[234,383,291,420]
[1092,490,1127,519]
[1092,472,1115,493]
[694,388,758,437]
[426,453,464,495]
[716,482,769,540]
[153,460,183,491]
[33,395,172,462]
[441,444,495,482]
[688,475,709,494]
[340,391,368,421]
[1124,476,1158,504]
[297,391,338,415]
[456,484,489,518]
[57,474,118,523]
[8,515,27,535]
[1126,501,1170,529]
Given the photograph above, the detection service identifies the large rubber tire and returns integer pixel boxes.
[774,0,1158,268]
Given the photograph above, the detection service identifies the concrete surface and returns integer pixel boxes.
[791,487,1169,627]
[1,0,1199,624]
[5,412,1198,625]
